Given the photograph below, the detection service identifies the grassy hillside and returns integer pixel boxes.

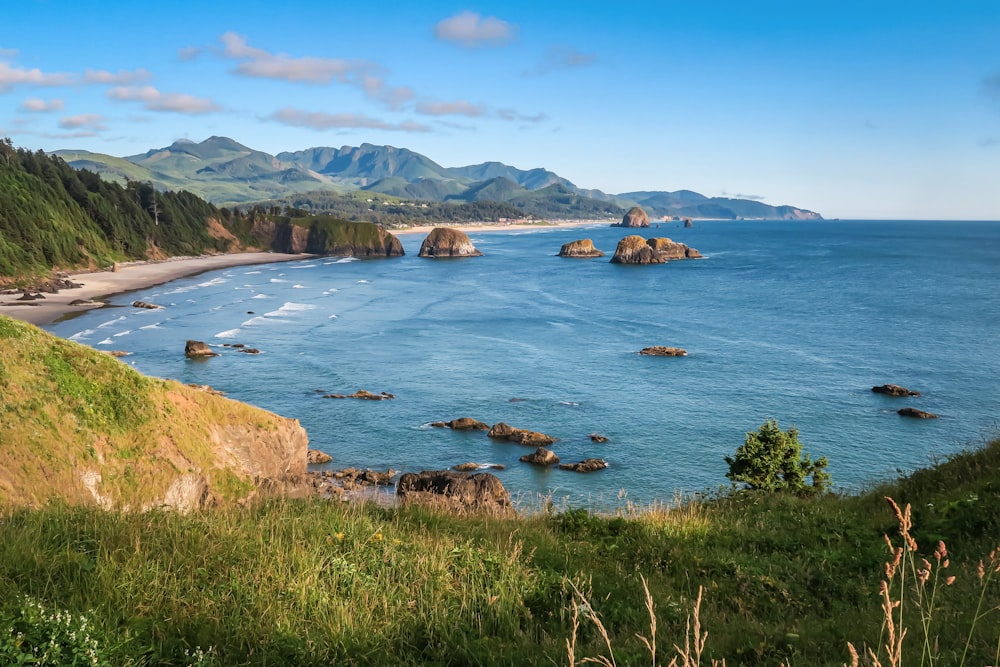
[0,315,304,509]
[2,357,997,667]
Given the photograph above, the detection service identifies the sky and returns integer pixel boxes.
[2,0,999,220]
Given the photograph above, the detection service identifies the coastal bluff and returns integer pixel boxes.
[418,227,483,257]
[0,315,308,511]
[254,218,404,257]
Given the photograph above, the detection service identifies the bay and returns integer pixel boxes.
[47,220,1000,507]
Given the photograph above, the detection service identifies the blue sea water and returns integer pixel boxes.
[47,220,1000,506]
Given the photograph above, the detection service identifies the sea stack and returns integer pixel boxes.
[610,236,702,264]
[612,206,650,228]
[418,227,483,258]
[557,239,605,258]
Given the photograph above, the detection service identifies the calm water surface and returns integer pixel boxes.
[48,220,1000,506]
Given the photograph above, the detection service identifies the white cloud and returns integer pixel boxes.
[59,113,107,130]
[497,109,548,123]
[0,48,18,59]
[434,11,516,48]
[84,68,153,85]
[107,85,220,114]
[0,60,75,91]
[21,97,65,112]
[415,100,487,117]
[269,107,430,132]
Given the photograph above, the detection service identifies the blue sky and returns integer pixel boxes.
[2,0,998,219]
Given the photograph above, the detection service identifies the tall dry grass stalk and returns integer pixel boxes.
[846,496,1000,667]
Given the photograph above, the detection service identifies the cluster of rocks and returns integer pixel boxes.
[306,466,398,499]
[323,389,395,400]
[871,384,939,419]
[184,340,262,358]
[0,274,82,296]
[396,470,512,515]
[610,235,702,264]
[132,300,163,310]
[639,346,687,357]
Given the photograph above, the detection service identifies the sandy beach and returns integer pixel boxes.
[0,220,612,327]
[0,253,311,326]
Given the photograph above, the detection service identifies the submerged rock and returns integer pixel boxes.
[873,384,921,397]
[558,239,605,258]
[324,389,395,400]
[431,417,490,430]
[559,458,608,473]
[452,462,505,472]
[418,227,483,258]
[640,346,688,357]
[589,433,609,443]
[132,300,163,309]
[898,407,939,419]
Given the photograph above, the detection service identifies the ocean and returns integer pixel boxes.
[47,220,1000,507]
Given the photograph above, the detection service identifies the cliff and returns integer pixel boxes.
[0,315,308,510]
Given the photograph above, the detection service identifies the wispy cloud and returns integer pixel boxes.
[59,113,107,131]
[0,48,18,59]
[0,60,75,91]
[415,100,486,117]
[21,97,65,112]
[524,45,596,76]
[178,46,203,62]
[979,137,1000,148]
[981,72,1000,111]
[722,192,766,201]
[106,85,220,114]
[218,32,413,110]
[434,11,517,48]
[498,108,548,123]
[84,68,153,85]
[268,107,430,132]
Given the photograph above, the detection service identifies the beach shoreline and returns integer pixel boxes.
[0,220,612,327]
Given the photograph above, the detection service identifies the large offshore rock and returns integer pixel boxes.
[418,227,483,257]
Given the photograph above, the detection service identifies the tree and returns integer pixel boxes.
[725,419,831,495]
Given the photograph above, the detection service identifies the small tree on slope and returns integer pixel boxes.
[725,419,831,495]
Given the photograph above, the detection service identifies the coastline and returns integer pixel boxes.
[0,220,611,327]
[0,252,312,326]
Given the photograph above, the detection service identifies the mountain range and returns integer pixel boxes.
[54,136,822,221]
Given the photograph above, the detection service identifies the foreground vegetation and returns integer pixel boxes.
[2,434,998,665]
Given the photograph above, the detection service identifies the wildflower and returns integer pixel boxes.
[334,532,344,541]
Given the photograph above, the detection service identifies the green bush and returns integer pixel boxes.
[725,419,831,495]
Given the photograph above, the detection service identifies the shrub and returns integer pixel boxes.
[725,419,831,495]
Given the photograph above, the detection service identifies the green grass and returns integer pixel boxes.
[2,436,999,665]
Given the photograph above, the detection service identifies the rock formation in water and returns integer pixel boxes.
[559,458,609,473]
[185,340,218,357]
[307,449,333,464]
[639,346,688,357]
[610,236,702,264]
[323,389,395,400]
[431,417,490,430]
[558,239,605,258]
[613,206,650,228]
[396,470,512,514]
[873,384,921,397]
[898,407,939,419]
[488,422,556,446]
[418,227,483,258]
[520,447,560,466]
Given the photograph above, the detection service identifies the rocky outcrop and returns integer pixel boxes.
[558,239,605,258]
[613,206,650,228]
[332,467,397,487]
[396,470,512,514]
[873,384,921,397]
[488,422,556,446]
[307,449,333,464]
[323,389,395,400]
[132,300,163,309]
[898,407,939,419]
[520,447,560,466]
[431,417,490,430]
[640,346,688,357]
[589,433,609,443]
[610,236,702,264]
[185,340,218,357]
[255,219,404,258]
[559,458,608,473]
[418,228,483,258]
[452,462,505,472]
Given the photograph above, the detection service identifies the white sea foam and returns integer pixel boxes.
[289,263,318,269]
[97,316,126,329]
[275,302,316,313]
[113,330,131,337]
[357,279,370,284]
[139,323,160,330]
[270,278,288,283]
[242,316,289,326]
[198,277,227,287]
[215,328,241,339]
[328,314,338,319]
[559,401,580,407]
[251,294,269,299]
[292,284,306,289]
[97,337,113,345]
[334,257,359,264]
[68,329,95,341]
[244,270,262,275]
